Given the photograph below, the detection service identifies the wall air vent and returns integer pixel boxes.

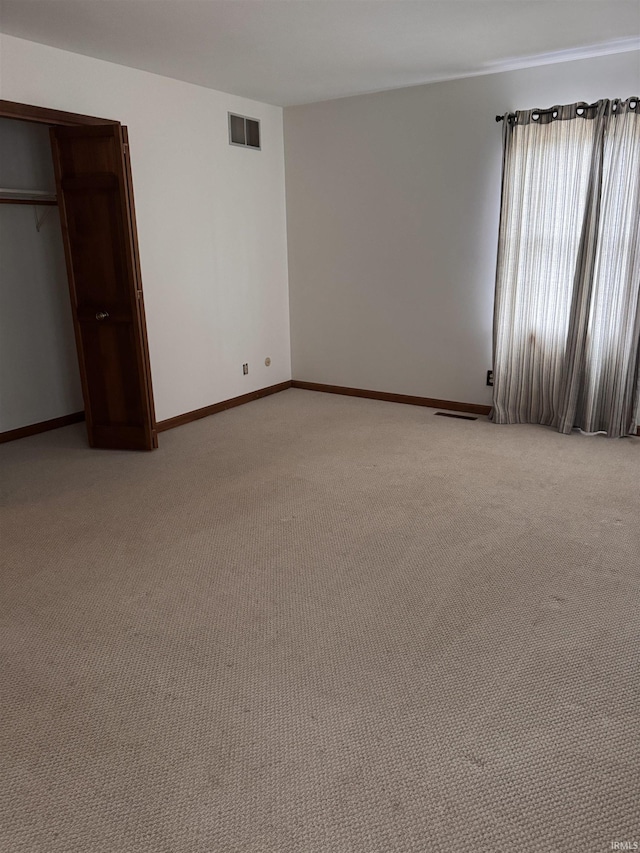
[228,113,261,149]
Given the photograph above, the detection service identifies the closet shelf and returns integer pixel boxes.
[0,188,57,206]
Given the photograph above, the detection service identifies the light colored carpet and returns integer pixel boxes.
[1,388,639,853]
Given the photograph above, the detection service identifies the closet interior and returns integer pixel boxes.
[0,117,84,438]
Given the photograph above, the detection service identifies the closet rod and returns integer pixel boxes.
[0,187,57,205]
[0,198,57,206]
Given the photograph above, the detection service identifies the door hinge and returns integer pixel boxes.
[124,143,129,154]
[136,290,142,299]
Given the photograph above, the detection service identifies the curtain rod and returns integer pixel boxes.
[495,99,630,123]
[497,107,557,122]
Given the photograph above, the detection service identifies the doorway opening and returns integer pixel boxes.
[0,100,157,451]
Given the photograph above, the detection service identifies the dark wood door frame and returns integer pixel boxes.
[0,99,118,127]
[0,99,158,449]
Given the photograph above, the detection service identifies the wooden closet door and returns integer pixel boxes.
[50,124,157,450]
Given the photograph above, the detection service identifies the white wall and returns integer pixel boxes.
[0,34,291,423]
[0,118,84,432]
[284,51,640,406]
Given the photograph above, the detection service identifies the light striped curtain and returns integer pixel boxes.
[492,98,640,438]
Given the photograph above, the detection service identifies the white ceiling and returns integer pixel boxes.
[1,1,639,106]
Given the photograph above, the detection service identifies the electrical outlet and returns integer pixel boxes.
[486,369,494,387]
[242,363,248,375]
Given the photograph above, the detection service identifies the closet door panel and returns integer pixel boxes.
[50,124,157,451]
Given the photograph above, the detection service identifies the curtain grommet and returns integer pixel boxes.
[576,107,585,116]
[532,112,540,121]
[630,100,638,110]
[552,111,558,119]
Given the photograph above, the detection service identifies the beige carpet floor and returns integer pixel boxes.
[1,388,639,853]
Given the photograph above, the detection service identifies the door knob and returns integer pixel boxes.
[96,311,109,320]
